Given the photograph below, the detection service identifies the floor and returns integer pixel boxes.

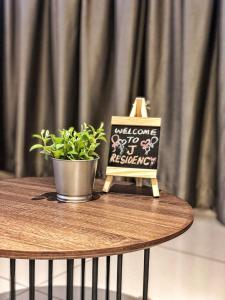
[0,209,224,300]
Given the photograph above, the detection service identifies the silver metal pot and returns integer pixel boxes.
[52,158,98,203]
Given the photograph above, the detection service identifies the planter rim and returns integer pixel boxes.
[51,157,99,162]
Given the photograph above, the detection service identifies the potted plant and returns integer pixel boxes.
[30,123,106,202]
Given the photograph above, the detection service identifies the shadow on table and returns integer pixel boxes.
[110,183,154,196]
[0,286,146,300]
[31,183,157,203]
[31,192,101,202]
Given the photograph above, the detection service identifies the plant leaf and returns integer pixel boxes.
[32,134,42,139]
[29,144,44,152]
[30,123,106,160]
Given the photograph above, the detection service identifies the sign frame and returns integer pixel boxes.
[103,98,161,197]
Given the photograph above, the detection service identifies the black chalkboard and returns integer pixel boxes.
[108,124,160,170]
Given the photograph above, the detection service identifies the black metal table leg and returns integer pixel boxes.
[10,259,15,300]
[67,259,74,300]
[116,255,123,300]
[48,260,53,300]
[92,257,98,300]
[9,250,150,300]
[29,260,35,300]
[81,259,85,300]
[106,256,110,300]
[143,249,150,300]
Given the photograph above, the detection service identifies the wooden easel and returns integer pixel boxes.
[103,97,160,197]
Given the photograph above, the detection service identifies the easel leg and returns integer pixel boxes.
[136,178,143,187]
[151,178,159,197]
[103,176,113,192]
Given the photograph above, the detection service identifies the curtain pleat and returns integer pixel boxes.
[217,0,225,224]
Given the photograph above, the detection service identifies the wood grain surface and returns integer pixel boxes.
[0,177,193,259]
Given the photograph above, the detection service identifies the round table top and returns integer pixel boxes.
[0,177,193,259]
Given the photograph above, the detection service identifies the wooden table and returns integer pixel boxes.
[0,177,193,300]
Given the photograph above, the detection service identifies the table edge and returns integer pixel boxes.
[0,218,193,259]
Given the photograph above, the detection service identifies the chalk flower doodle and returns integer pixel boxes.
[149,157,157,166]
[140,137,159,155]
[111,134,127,155]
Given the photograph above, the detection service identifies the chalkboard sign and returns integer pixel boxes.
[106,116,161,179]
[108,124,160,169]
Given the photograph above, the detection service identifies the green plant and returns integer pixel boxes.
[30,123,106,160]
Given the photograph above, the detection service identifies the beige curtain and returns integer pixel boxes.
[1,0,224,223]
